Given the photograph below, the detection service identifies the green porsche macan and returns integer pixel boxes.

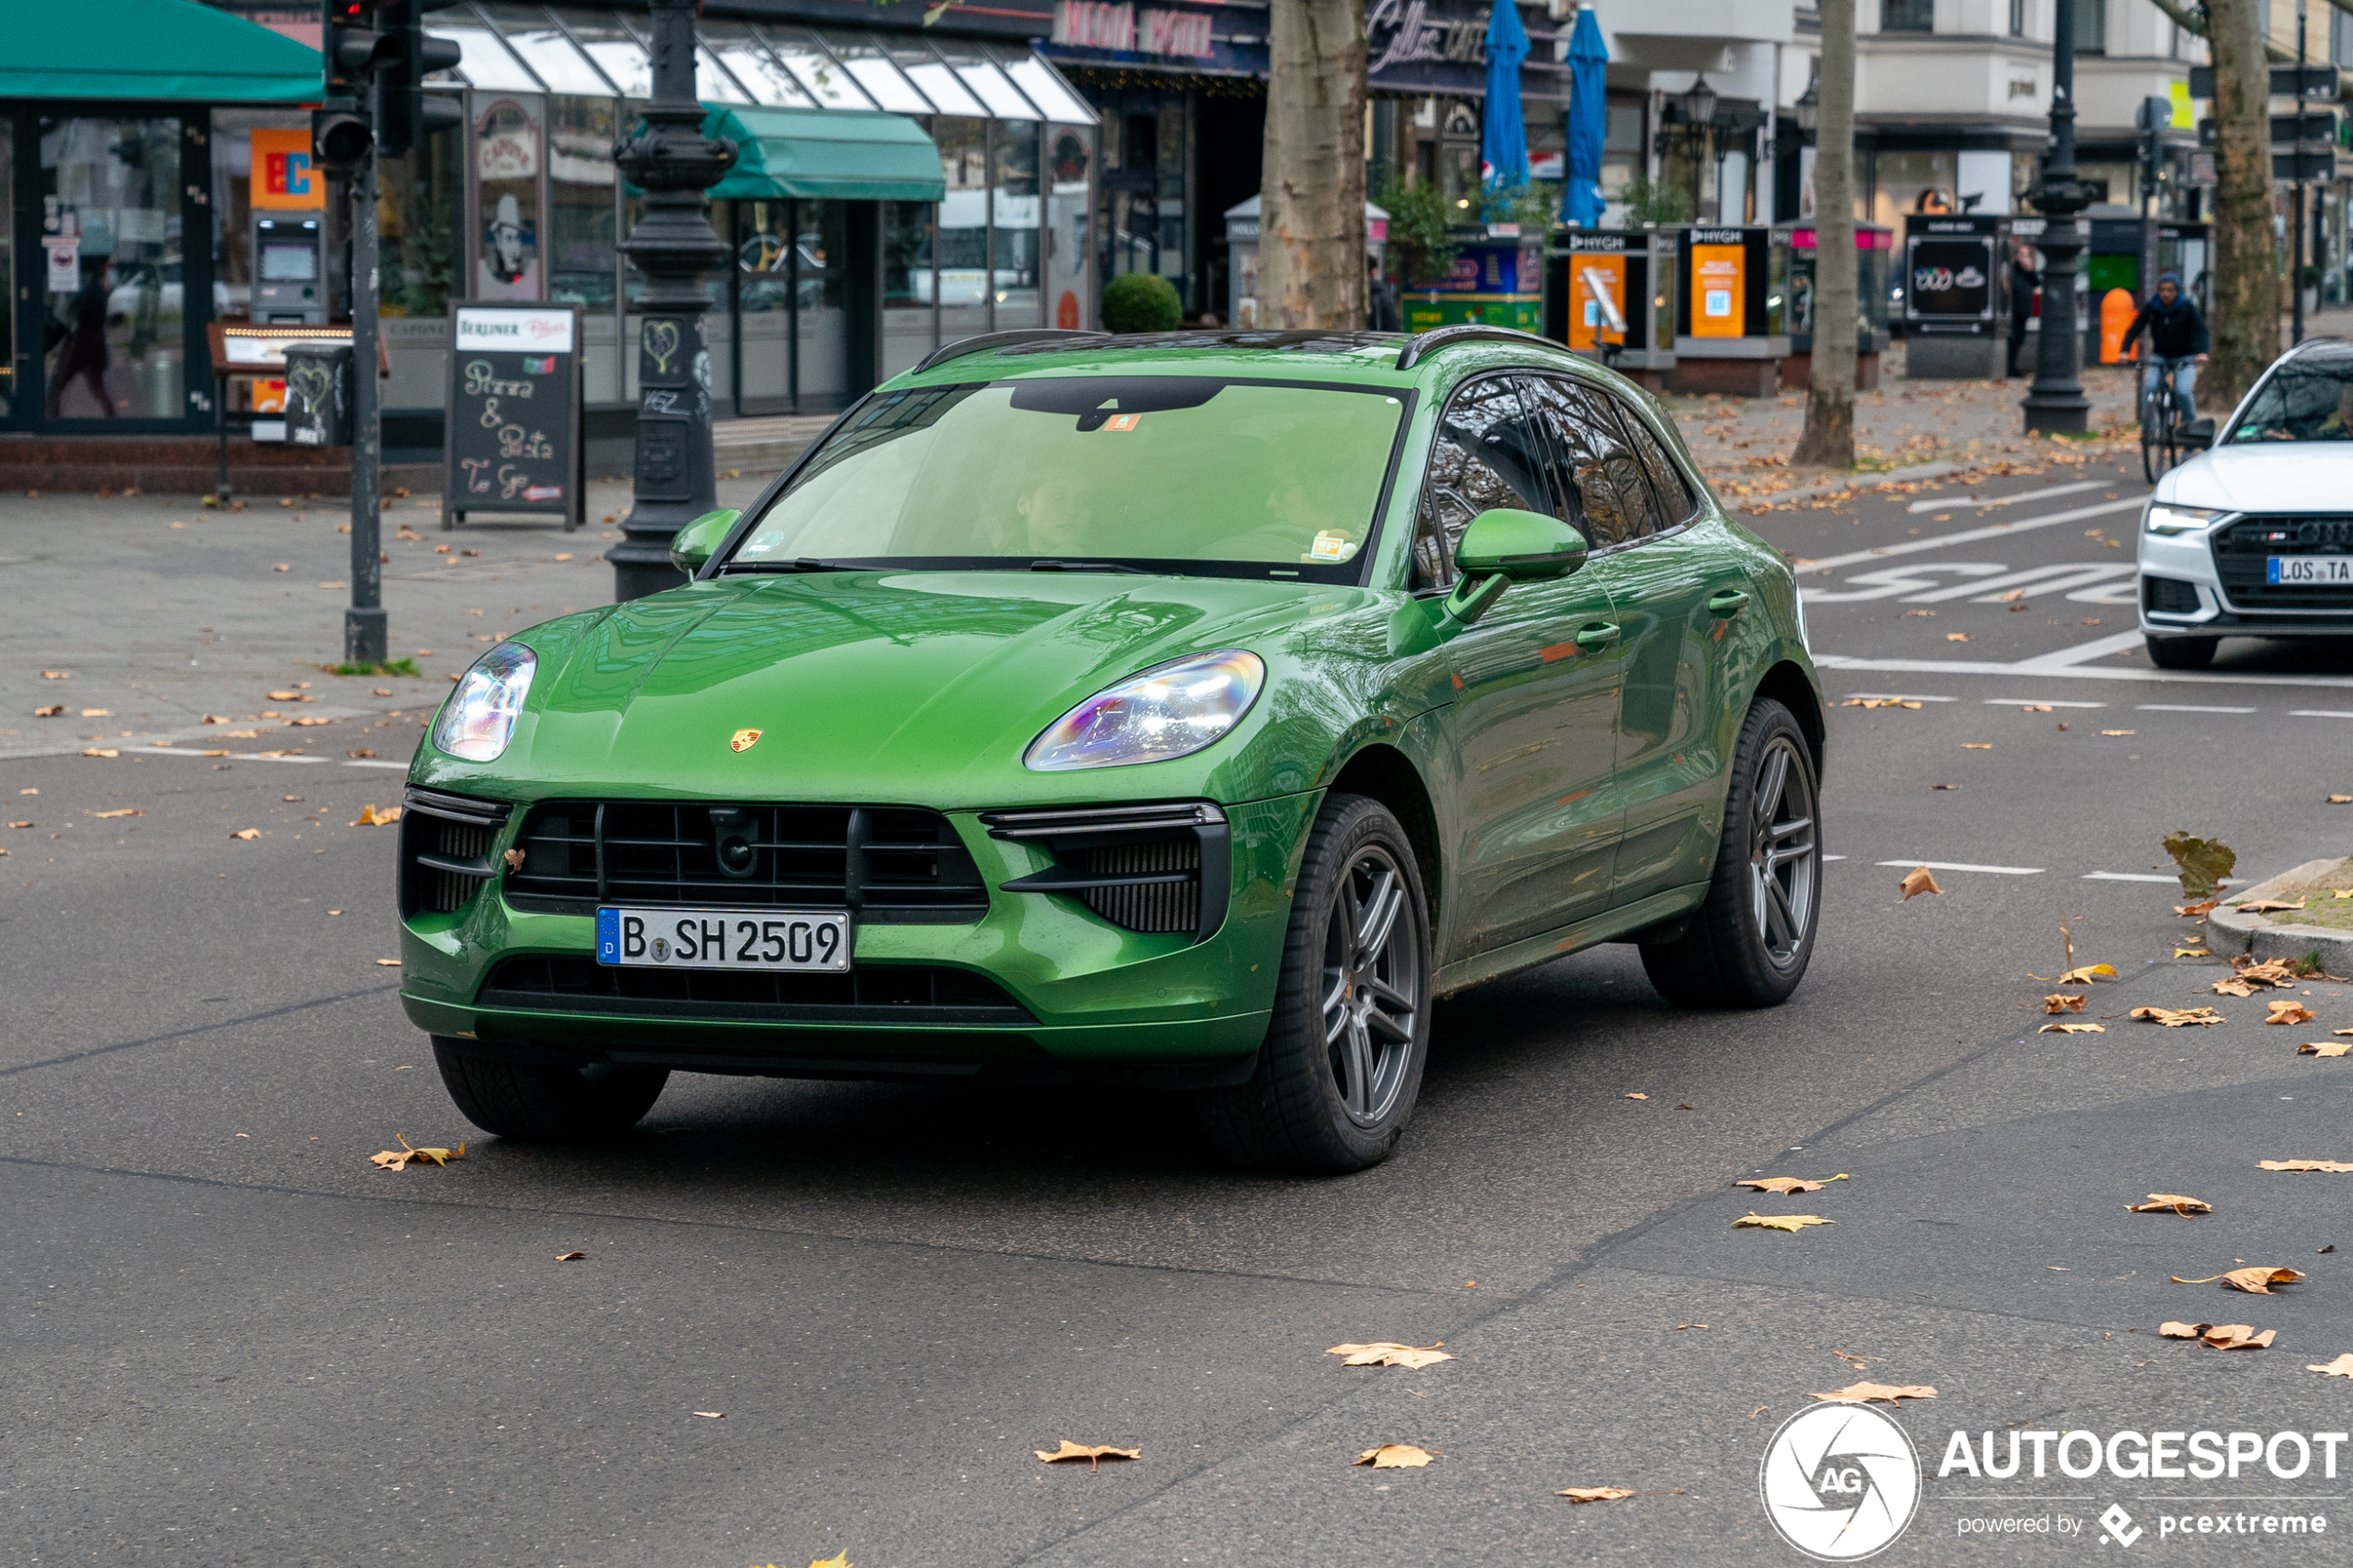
[399,326,1823,1171]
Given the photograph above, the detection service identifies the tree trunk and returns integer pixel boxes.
[1793,0,1856,469]
[2208,0,2280,408]
[1260,0,1367,330]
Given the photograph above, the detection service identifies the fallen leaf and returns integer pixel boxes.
[1353,1444,1435,1469]
[2297,1041,2353,1058]
[2332,796,2353,805]
[2132,1006,2225,1026]
[2177,898,2219,917]
[79,708,110,717]
[555,1251,586,1261]
[40,671,68,679]
[2059,964,2117,985]
[805,1553,849,1568]
[230,828,260,840]
[504,848,526,872]
[1961,743,1992,749]
[347,748,376,759]
[2175,947,2210,960]
[368,1135,465,1171]
[1809,1383,1937,1406]
[2171,1267,2305,1294]
[2236,959,2301,985]
[1556,1487,1639,1503]
[352,804,404,826]
[2045,993,2087,1014]
[266,690,301,700]
[1843,696,1921,709]
[1945,633,1970,642]
[2161,1321,2275,1349]
[89,809,142,819]
[2269,1001,2318,1026]
[1327,1342,1454,1369]
[33,705,63,717]
[81,748,119,758]
[1736,1174,1850,1195]
[1624,1092,1648,1100]
[289,717,330,727]
[2101,729,2135,736]
[271,563,290,571]
[554,553,573,561]
[2309,1355,2353,1377]
[1900,865,1942,899]
[375,959,402,967]
[2259,1160,2353,1173]
[2040,1022,2107,1033]
[2164,832,2237,897]
[694,1411,724,1419]
[1735,1211,1834,1233]
[1931,783,1962,790]
[2021,703,2054,712]
[1674,1323,1709,1330]
[2238,899,2308,914]
[2210,977,2262,997]
[1038,1440,1141,1471]
[2127,1194,2213,1216]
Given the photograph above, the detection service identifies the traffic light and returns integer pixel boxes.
[378,0,465,159]
[315,0,397,171]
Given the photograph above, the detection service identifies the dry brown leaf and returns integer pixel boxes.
[1353,1444,1435,1469]
[2270,1001,2318,1026]
[1735,1211,1834,1233]
[1037,1440,1140,1471]
[2161,1321,2276,1349]
[1327,1342,1454,1369]
[31,703,66,717]
[2298,1041,2353,1058]
[82,747,119,758]
[368,1135,465,1171]
[2236,958,2301,985]
[89,809,142,819]
[807,1552,849,1568]
[1945,633,1970,642]
[2045,993,2087,1014]
[504,848,526,872]
[2177,898,2219,917]
[2236,899,2307,914]
[2261,1160,2353,1172]
[39,671,67,679]
[374,959,401,967]
[2127,1194,2213,1216]
[79,708,111,717]
[1736,1173,1850,1195]
[1900,865,1942,899]
[2132,1006,2225,1026]
[1810,1382,1936,1406]
[2058,964,2117,985]
[229,828,261,840]
[694,1411,724,1419]
[2040,1022,2107,1033]
[2100,729,2135,736]
[2309,1354,2353,1377]
[1961,742,1992,749]
[1624,1092,1649,1100]
[1843,697,1921,709]
[351,804,403,826]
[1674,1323,1708,1330]
[2171,1267,2305,1293]
[1557,1487,1643,1503]
[555,1250,587,1261]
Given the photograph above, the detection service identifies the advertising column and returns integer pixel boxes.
[1903,213,2007,379]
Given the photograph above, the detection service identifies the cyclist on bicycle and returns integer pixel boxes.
[2121,270,2209,417]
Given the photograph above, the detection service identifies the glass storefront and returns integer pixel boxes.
[39,115,188,421]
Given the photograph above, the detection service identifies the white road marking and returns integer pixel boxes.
[1812,652,2353,689]
[1905,562,2137,604]
[2291,709,2353,718]
[1874,859,2046,875]
[1905,479,2116,514]
[2136,703,2257,714]
[70,743,409,771]
[1822,855,1848,861]
[1983,697,2108,708]
[2082,872,2181,883]
[2010,631,2154,671]
[1790,495,2145,576]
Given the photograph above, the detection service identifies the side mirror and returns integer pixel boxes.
[669,508,742,576]
[1455,507,1589,581]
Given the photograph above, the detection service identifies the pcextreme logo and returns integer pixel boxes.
[1760,1403,1922,1560]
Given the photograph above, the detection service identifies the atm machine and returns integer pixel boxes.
[251,213,326,324]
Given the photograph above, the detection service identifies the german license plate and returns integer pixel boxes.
[2268,556,2353,584]
[596,908,851,972]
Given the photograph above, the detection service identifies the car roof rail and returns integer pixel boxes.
[1394,325,1561,370]
[913,329,1112,374]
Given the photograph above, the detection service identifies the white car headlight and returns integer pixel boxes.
[432,643,535,762]
[2145,502,2226,536]
[1026,650,1265,771]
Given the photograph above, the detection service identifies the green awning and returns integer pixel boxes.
[701,106,946,204]
[0,0,323,103]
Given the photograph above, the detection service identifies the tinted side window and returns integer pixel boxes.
[1607,396,1698,528]
[1414,376,1554,588]
[1525,376,1655,548]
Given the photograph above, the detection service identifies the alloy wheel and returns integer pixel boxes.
[1321,846,1421,1126]
[1747,735,1818,969]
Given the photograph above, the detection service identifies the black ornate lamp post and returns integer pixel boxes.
[610,0,736,602]
[2021,0,2096,434]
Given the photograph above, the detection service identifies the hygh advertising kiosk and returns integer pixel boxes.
[1671,226,1786,395]
[1543,229,1677,391]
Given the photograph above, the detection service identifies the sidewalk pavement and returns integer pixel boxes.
[0,476,774,762]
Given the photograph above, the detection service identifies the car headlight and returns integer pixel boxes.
[2145,502,2226,536]
[1025,650,1265,771]
[432,643,535,762]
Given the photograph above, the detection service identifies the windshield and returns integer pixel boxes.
[2230,353,2353,443]
[724,377,1408,579]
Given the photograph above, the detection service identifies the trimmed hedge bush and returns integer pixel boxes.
[1101,272,1183,334]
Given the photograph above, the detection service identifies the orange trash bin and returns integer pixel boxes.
[2099,288,2138,364]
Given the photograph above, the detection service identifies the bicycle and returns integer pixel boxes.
[2140,354,2196,483]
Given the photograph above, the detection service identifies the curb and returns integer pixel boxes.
[2206,856,2353,972]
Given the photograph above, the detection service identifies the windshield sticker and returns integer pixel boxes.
[1309,531,1358,562]
[1102,413,1141,432]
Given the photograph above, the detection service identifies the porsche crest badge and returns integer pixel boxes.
[729,728,761,753]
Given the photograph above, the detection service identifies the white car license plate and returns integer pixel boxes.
[2267,556,2353,585]
[596,908,851,972]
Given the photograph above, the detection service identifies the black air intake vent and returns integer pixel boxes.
[2144,575,2202,616]
[399,787,512,917]
[982,801,1229,942]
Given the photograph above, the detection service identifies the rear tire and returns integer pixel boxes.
[1202,794,1432,1173]
[2145,633,2216,671]
[1640,698,1821,1010]
[432,1037,669,1140]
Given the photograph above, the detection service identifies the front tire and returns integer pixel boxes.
[1641,699,1821,1009]
[2145,633,2216,671]
[433,1037,669,1140]
[1202,794,1432,1173]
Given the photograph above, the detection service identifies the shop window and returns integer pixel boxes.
[1045,127,1092,332]
[993,120,1042,328]
[380,106,463,322]
[2075,0,2108,54]
[41,115,185,421]
[473,94,544,300]
[547,95,616,312]
[1879,0,1934,31]
[882,199,936,379]
[937,117,990,339]
[1869,149,1957,228]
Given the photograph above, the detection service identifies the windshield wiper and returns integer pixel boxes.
[724,558,855,574]
[1029,558,1151,575]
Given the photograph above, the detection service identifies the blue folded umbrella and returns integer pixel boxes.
[1481,0,1529,207]
[1563,5,1608,228]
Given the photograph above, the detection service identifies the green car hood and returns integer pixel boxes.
[447,571,1407,808]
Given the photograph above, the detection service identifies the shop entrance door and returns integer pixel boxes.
[33,115,198,428]
[729,197,849,416]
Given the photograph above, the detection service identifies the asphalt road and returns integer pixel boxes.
[9,444,2353,1566]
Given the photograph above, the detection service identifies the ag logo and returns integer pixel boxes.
[1759,1402,1920,1561]
[729,728,761,753]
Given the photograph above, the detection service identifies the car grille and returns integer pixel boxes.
[2211,516,2353,610]
[982,801,1230,941]
[2143,575,2201,615]
[503,801,988,922]
[399,787,512,917]
[477,955,1035,1025]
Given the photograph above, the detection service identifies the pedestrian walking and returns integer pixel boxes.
[2005,240,2038,379]
[1367,257,1401,332]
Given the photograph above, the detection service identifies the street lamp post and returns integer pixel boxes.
[609,0,736,602]
[2021,0,2095,434]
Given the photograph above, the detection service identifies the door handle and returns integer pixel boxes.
[1573,621,1620,650]
[1707,588,1751,619]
